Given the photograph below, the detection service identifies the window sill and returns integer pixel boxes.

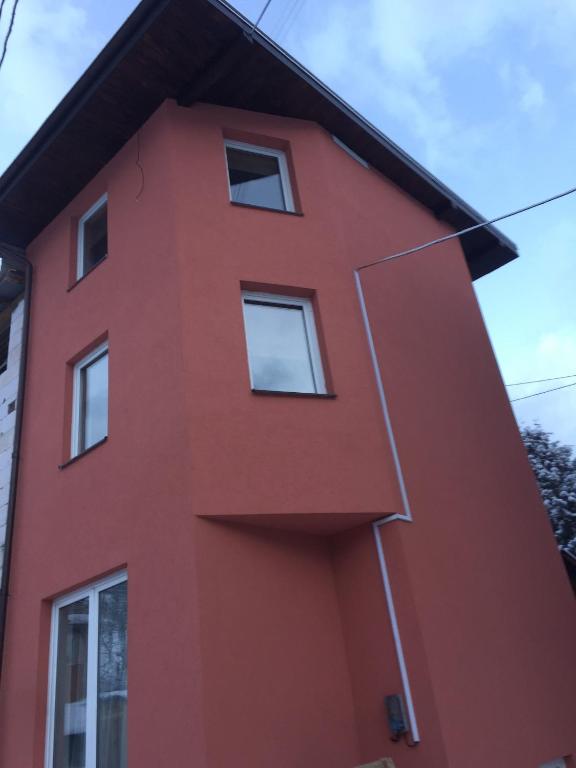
[230,201,303,217]
[59,436,108,469]
[67,256,107,292]
[251,389,336,399]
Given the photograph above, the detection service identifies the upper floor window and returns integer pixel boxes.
[77,195,108,280]
[225,141,294,212]
[241,292,326,394]
[45,572,127,768]
[72,342,108,457]
[0,312,10,376]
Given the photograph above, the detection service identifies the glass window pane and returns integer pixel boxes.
[227,148,286,210]
[97,581,127,768]
[244,301,316,392]
[83,204,108,274]
[82,353,108,451]
[53,598,89,768]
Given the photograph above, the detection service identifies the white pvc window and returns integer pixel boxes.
[241,292,326,394]
[45,572,127,768]
[77,196,108,280]
[71,343,108,457]
[225,141,295,212]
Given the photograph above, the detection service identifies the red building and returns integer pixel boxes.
[0,2,575,767]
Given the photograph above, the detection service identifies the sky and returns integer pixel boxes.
[0,0,575,446]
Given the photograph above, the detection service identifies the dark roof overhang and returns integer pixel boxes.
[0,0,517,279]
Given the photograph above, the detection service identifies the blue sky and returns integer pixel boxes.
[1,0,575,445]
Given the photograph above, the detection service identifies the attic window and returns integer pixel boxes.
[225,141,294,212]
[332,135,369,169]
[77,195,108,279]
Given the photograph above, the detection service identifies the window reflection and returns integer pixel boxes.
[227,148,286,210]
[97,581,127,768]
[53,598,89,768]
[82,204,108,274]
[244,301,317,393]
[80,352,108,451]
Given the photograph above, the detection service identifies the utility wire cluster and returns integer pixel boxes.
[510,380,576,403]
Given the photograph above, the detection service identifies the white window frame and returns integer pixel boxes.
[44,570,127,768]
[241,291,326,394]
[224,140,295,212]
[71,342,109,458]
[77,194,108,280]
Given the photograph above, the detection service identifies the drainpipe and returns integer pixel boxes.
[354,268,420,743]
[372,518,420,743]
[354,270,412,524]
[0,251,33,681]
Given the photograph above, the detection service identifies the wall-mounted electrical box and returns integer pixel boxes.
[384,694,409,741]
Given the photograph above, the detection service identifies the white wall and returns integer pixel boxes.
[0,299,23,584]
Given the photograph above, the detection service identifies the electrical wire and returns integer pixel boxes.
[506,373,576,387]
[0,0,8,26]
[275,0,306,42]
[356,184,576,271]
[272,0,297,39]
[247,0,274,38]
[510,381,576,403]
[0,0,18,72]
[135,130,145,200]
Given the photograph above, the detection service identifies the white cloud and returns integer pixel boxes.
[520,79,545,111]
[537,332,576,363]
[0,0,100,173]
[500,62,546,113]
[296,0,576,175]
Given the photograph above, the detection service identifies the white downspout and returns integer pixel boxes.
[354,270,412,523]
[355,268,420,742]
[372,519,420,743]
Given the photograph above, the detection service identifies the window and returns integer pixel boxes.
[45,573,127,768]
[225,141,294,212]
[0,312,10,375]
[77,196,108,279]
[72,343,108,457]
[241,292,326,394]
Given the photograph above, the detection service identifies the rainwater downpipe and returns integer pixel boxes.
[354,268,421,744]
[0,252,33,680]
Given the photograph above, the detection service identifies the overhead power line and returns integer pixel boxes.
[275,0,306,42]
[357,184,576,271]
[510,381,576,403]
[0,0,18,72]
[506,373,576,387]
[247,0,274,38]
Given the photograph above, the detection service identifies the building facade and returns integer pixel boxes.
[0,3,575,768]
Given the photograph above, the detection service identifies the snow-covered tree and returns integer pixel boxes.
[521,424,576,557]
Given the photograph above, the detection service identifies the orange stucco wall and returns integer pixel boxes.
[0,100,574,768]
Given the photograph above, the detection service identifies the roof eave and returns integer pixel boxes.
[0,0,518,279]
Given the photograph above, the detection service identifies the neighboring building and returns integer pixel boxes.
[562,551,576,595]
[0,2,575,768]
[0,251,26,586]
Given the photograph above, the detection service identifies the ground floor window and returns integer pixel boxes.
[46,572,127,768]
